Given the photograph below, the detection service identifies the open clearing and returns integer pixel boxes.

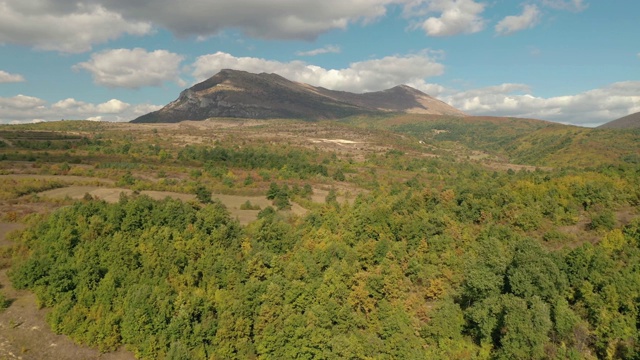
[0,224,23,247]
[38,186,307,224]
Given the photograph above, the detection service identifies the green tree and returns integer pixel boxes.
[194,184,212,203]
[266,182,280,200]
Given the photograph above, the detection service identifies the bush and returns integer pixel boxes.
[194,184,212,203]
[240,200,261,210]
[589,210,615,231]
[0,293,10,311]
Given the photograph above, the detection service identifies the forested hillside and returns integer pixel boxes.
[344,114,640,167]
[2,118,640,359]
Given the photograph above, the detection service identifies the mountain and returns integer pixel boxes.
[131,69,465,123]
[598,111,640,129]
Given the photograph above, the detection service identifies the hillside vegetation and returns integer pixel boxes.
[1,116,639,359]
[343,114,640,167]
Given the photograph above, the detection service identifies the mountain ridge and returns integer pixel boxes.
[598,111,640,129]
[131,69,465,123]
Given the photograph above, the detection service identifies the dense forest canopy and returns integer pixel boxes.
[9,163,640,359]
[2,119,640,359]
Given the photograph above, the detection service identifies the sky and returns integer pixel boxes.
[0,0,638,126]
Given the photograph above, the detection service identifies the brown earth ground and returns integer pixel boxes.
[38,186,308,225]
[104,120,399,162]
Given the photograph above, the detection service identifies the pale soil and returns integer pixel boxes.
[0,224,23,247]
[310,187,352,205]
[106,120,394,162]
[38,186,307,225]
[0,223,134,360]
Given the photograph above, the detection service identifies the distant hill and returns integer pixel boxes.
[131,69,465,123]
[598,111,640,129]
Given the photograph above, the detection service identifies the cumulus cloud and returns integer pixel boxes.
[443,81,640,126]
[191,50,445,93]
[403,0,486,37]
[0,0,407,50]
[83,0,396,40]
[0,70,25,83]
[541,0,588,12]
[495,5,541,36]
[0,0,594,53]
[296,45,341,57]
[0,2,152,53]
[73,48,184,88]
[0,95,161,124]
[96,99,131,113]
[0,94,46,110]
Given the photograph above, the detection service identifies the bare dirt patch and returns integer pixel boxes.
[0,224,24,247]
[38,186,307,225]
[310,138,362,145]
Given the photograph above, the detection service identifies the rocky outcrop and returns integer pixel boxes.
[131,69,465,123]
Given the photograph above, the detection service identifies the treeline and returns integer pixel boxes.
[0,130,94,150]
[390,118,640,167]
[9,157,640,359]
[177,145,329,179]
[0,178,65,200]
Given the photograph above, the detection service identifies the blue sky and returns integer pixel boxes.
[0,0,638,126]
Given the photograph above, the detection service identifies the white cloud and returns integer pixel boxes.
[51,98,89,111]
[0,95,161,124]
[0,2,152,53]
[0,1,407,49]
[495,5,541,36]
[0,94,46,110]
[296,45,341,57]
[0,0,517,52]
[73,48,184,88]
[3,79,637,127]
[0,70,25,83]
[405,80,448,97]
[96,99,131,113]
[85,0,396,40]
[191,50,445,93]
[541,0,588,12]
[50,98,130,114]
[404,0,486,37]
[443,81,640,126]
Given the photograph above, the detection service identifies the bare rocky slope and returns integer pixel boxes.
[598,111,640,129]
[131,69,465,123]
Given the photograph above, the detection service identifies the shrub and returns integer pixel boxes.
[589,210,615,231]
[194,184,212,203]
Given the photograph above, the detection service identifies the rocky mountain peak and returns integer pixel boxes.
[131,70,465,123]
